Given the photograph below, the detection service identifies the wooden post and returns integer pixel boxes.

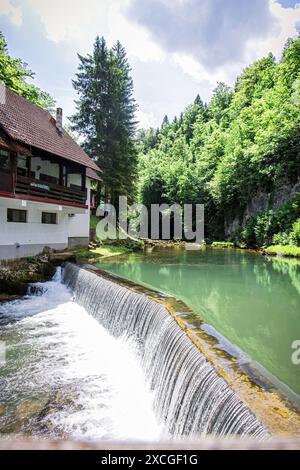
[11,152,17,194]
[26,156,31,178]
[59,162,64,186]
[81,167,86,191]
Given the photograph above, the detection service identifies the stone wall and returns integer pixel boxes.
[225,177,300,238]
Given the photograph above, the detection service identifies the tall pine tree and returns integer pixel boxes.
[71,36,138,206]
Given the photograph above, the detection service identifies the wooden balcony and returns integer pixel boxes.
[15,175,87,207]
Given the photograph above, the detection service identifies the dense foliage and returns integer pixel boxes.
[137,39,300,246]
[71,37,138,206]
[0,32,55,112]
[241,194,300,247]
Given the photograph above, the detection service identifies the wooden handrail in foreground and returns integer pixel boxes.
[0,438,299,450]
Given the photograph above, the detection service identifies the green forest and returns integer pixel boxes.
[136,38,300,250]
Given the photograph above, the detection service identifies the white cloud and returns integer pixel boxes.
[136,109,157,129]
[247,0,300,61]
[0,0,22,26]
[25,0,165,62]
[171,53,241,87]
[107,1,165,62]
[27,0,111,45]
[126,0,279,69]
[171,0,300,98]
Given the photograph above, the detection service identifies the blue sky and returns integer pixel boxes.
[0,0,299,128]
[277,0,299,7]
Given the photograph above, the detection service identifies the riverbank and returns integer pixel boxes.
[73,238,144,264]
[90,214,300,259]
[1,239,299,303]
[75,239,300,266]
[0,238,142,301]
[0,251,78,302]
[0,256,55,302]
[210,240,300,259]
[264,245,300,258]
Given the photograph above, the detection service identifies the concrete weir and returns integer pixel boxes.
[62,262,300,439]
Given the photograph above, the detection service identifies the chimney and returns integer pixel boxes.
[56,107,63,133]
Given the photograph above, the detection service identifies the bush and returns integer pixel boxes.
[241,211,276,247]
[289,219,300,246]
[272,232,290,246]
[265,245,300,257]
[211,241,235,248]
[240,194,300,247]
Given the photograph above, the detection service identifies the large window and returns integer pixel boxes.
[0,150,10,170]
[7,209,27,223]
[42,212,57,224]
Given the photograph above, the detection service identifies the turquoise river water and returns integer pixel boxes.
[97,248,300,404]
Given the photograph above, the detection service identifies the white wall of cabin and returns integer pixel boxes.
[0,178,91,259]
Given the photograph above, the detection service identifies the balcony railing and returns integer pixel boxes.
[15,175,87,206]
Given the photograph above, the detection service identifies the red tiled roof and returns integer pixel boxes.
[87,168,102,181]
[0,87,100,171]
[0,129,32,155]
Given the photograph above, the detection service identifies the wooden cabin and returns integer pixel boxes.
[0,86,101,259]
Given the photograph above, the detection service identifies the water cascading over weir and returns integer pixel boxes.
[62,263,269,439]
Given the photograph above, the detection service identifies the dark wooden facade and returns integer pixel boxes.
[0,143,88,208]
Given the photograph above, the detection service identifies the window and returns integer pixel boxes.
[0,150,10,170]
[42,212,57,224]
[7,209,27,223]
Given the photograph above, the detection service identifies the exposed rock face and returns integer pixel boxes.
[0,256,56,300]
[48,252,76,265]
[225,178,300,238]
